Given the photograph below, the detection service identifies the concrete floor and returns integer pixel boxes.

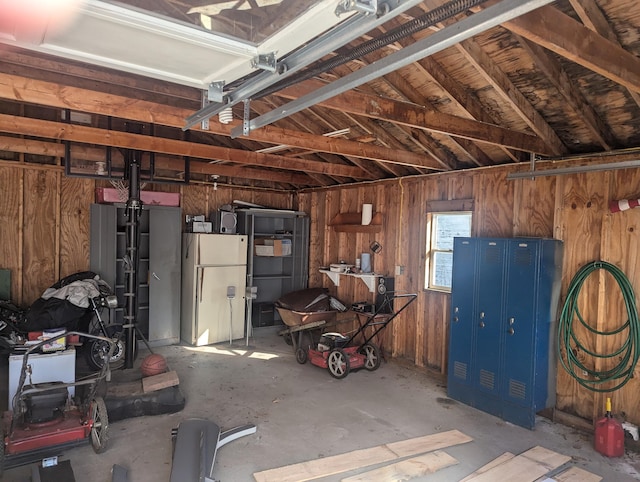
[3,325,640,481]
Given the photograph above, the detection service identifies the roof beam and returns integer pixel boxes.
[328,62,458,169]
[384,13,524,163]
[0,72,429,169]
[501,5,640,94]
[454,37,568,156]
[339,36,494,167]
[276,79,552,155]
[515,36,617,150]
[232,0,556,140]
[0,135,316,185]
[0,114,364,179]
[566,0,640,109]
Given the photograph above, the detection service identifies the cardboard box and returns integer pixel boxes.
[254,238,291,256]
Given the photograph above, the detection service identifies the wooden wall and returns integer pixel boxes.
[3,160,640,426]
[298,162,640,426]
[0,163,293,306]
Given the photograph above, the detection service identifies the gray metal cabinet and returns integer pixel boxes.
[90,203,182,345]
[237,209,309,327]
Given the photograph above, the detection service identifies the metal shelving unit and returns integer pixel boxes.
[237,209,309,327]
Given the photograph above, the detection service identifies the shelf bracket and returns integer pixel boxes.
[320,269,378,292]
[319,269,341,287]
[352,273,378,292]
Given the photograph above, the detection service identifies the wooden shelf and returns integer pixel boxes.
[330,212,383,233]
[319,269,379,292]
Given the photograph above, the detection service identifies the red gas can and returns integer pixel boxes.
[594,398,625,457]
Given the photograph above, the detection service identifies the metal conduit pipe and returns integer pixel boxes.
[124,152,142,369]
[255,0,490,99]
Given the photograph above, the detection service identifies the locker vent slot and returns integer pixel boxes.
[479,369,495,390]
[484,245,501,265]
[509,379,527,400]
[514,247,533,266]
[453,361,467,380]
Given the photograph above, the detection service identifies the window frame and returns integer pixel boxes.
[424,199,474,293]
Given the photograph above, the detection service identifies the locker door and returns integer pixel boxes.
[448,238,476,396]
[502,240,539,409]
[473,239,506,401]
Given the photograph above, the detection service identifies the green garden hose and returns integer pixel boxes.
[558,261,640,392]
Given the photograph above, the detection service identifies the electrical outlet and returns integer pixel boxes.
[395,265,405,276]
[246,286,258,300]
[227,286,236,298]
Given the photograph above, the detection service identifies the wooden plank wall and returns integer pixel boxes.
[299,162,640,426]
[0,164,292,307]
[3,160,640,426]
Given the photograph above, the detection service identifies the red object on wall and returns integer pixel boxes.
[610,198,640,213]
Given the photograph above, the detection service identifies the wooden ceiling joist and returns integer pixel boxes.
[277,80,553,155]
[515,36,617,150]
[453,37,568,156]
[0,114,367,179]
[0,134,317,185]
[567,0,640,109]
[503,5,640,94]
[0,73,431,171]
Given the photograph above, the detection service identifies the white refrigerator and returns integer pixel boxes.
[181,234,247,346]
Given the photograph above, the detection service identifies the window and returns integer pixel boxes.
[425,200,473,292]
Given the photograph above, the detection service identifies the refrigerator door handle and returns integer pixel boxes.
[198,268,203,303]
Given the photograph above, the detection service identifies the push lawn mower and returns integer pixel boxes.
[1,331,116,474]
[297,292,417,379]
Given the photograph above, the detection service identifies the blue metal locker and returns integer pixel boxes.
[448,237,563,429]
[447,238,477,406]
[501,239,541,427]
[473,239,507,418]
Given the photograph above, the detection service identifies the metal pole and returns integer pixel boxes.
[123,150,143,369]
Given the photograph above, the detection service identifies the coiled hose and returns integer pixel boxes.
[558,261,640,392]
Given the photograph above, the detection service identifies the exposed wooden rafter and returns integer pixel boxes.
[0,114,364,179]
[0,72,434,171]
[276,80,553,154]
[515,36,618,150]
[567,0,640,108]
[0,135,316,185]
[502,5,640,94]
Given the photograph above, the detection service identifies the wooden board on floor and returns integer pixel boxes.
[142,370,179,393]
[340,450,458,482]
[252,430,472,482]
[460,452,516,482]
[463,446,570,482]
[538,466,602,482]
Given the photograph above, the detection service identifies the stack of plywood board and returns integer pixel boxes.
[252,431,603,482]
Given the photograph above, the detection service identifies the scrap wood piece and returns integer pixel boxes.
[142,370,179,393]
[460,452,516,482]
[536,466,602,482]
[340,450,458,482]
[252,430,472,482]
[521,446,571,471]
[463,446,570,482]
